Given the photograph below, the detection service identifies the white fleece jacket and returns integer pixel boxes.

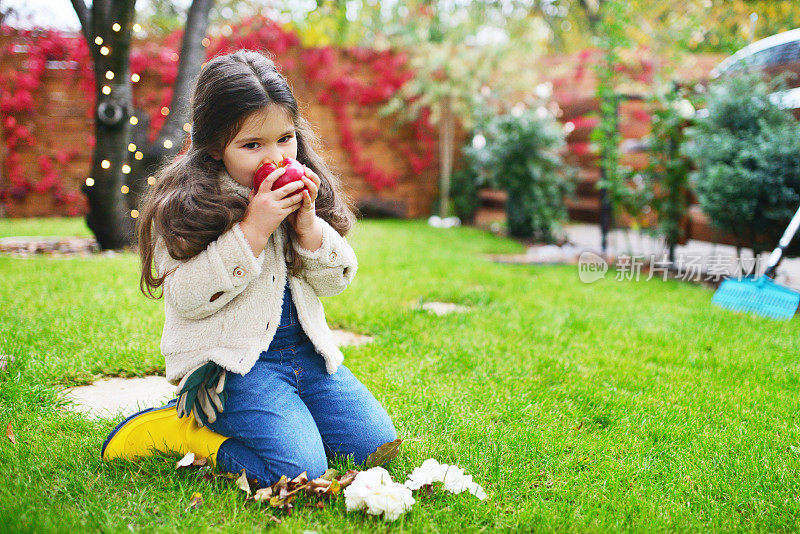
[155,168,358,385]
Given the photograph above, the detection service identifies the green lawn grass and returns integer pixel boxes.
[1,217,799,532]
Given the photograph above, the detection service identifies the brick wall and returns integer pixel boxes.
[0,32,446,219]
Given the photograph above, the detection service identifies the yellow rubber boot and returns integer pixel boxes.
[101,402,228,466]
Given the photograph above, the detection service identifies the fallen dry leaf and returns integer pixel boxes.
[253,487,273,502]
[320,468,339,481]
[268,515,281,524]
[187,492,203,510]
[192,457,208,467]
[337,469,359,489]
[325,479,341,496]
[176,452,195,469]
[290,470,308,486]
[272,475,288,499]
[0,355,13,372]
[269,493,296,514]
[305,477,332,497]
[365,438,403,467]
[236,470,252,496]
[6,422,15,445]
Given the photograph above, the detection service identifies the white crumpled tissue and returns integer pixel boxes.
[404,458,487,500]
[343,466,415,521]
[343,460,487,522]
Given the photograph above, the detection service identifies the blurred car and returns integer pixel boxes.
[710,27,800,116]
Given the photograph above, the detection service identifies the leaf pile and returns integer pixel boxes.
[240,468,360,516]
[176,438,413,519]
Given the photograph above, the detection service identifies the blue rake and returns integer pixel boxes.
[712,204,800,320]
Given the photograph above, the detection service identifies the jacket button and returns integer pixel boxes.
[233,267,244,277]
[329,251,337,263]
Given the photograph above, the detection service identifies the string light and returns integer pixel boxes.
[160,107,169,116]
[134,151,143,160]
[105,70,114,80]
[128,143,136,152]
[94,36,103,45]
[147,176,156,185]
[100,46,110,55]
[170,52,179,62]
[112,23,121,32]
[201,38,210,47]
[183,122,191,133]
[163,139,173,149]
[131,73,140,82]
[85,177,94,186]
[102,85,111,95]
[121,185,129,193]
[101,160,111,169]
[129,116,138,125]
[133,23,141,33]
[131,209,139,218]
[122,165,131,174]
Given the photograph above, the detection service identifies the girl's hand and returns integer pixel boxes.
[287,166,321,236]
[239,166,306,257]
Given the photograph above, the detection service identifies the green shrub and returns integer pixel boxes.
[448,167,481,224]
[463,107,574,241]
[684,72,800,255]
[642,82,693,261]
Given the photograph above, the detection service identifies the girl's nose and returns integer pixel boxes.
[264,147,283,164]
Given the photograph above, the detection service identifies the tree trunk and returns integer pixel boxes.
[75,0,138,249]
[70,0,213,249]
[128,0,214,217]
[438,95,454,219]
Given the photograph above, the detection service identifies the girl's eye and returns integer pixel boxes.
[244,142,259,149]
[279,135,294,143]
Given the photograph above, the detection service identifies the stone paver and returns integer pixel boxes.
[60,375,175,420]
[419,301,471,315]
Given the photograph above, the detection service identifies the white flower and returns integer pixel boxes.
[404,458,487,500]
[672,98,695,119]
[534,82,553,99]
[344,467,415,522]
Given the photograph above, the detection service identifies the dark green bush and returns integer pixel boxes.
[642,82,693,261]
[462,107,574,241]
[448,167,481,224]
[684,72,800,255]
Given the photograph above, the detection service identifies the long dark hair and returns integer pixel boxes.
[137,49,357,298]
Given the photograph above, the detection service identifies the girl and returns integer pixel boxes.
[101,49,397,486]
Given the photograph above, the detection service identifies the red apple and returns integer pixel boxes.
[253,157,308,195]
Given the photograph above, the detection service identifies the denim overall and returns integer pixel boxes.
[209,279,397,486]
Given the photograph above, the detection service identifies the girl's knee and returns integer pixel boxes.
[273,448,328,481]
[349,419,399,466]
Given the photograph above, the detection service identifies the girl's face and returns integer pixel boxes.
[214,104,298,189]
